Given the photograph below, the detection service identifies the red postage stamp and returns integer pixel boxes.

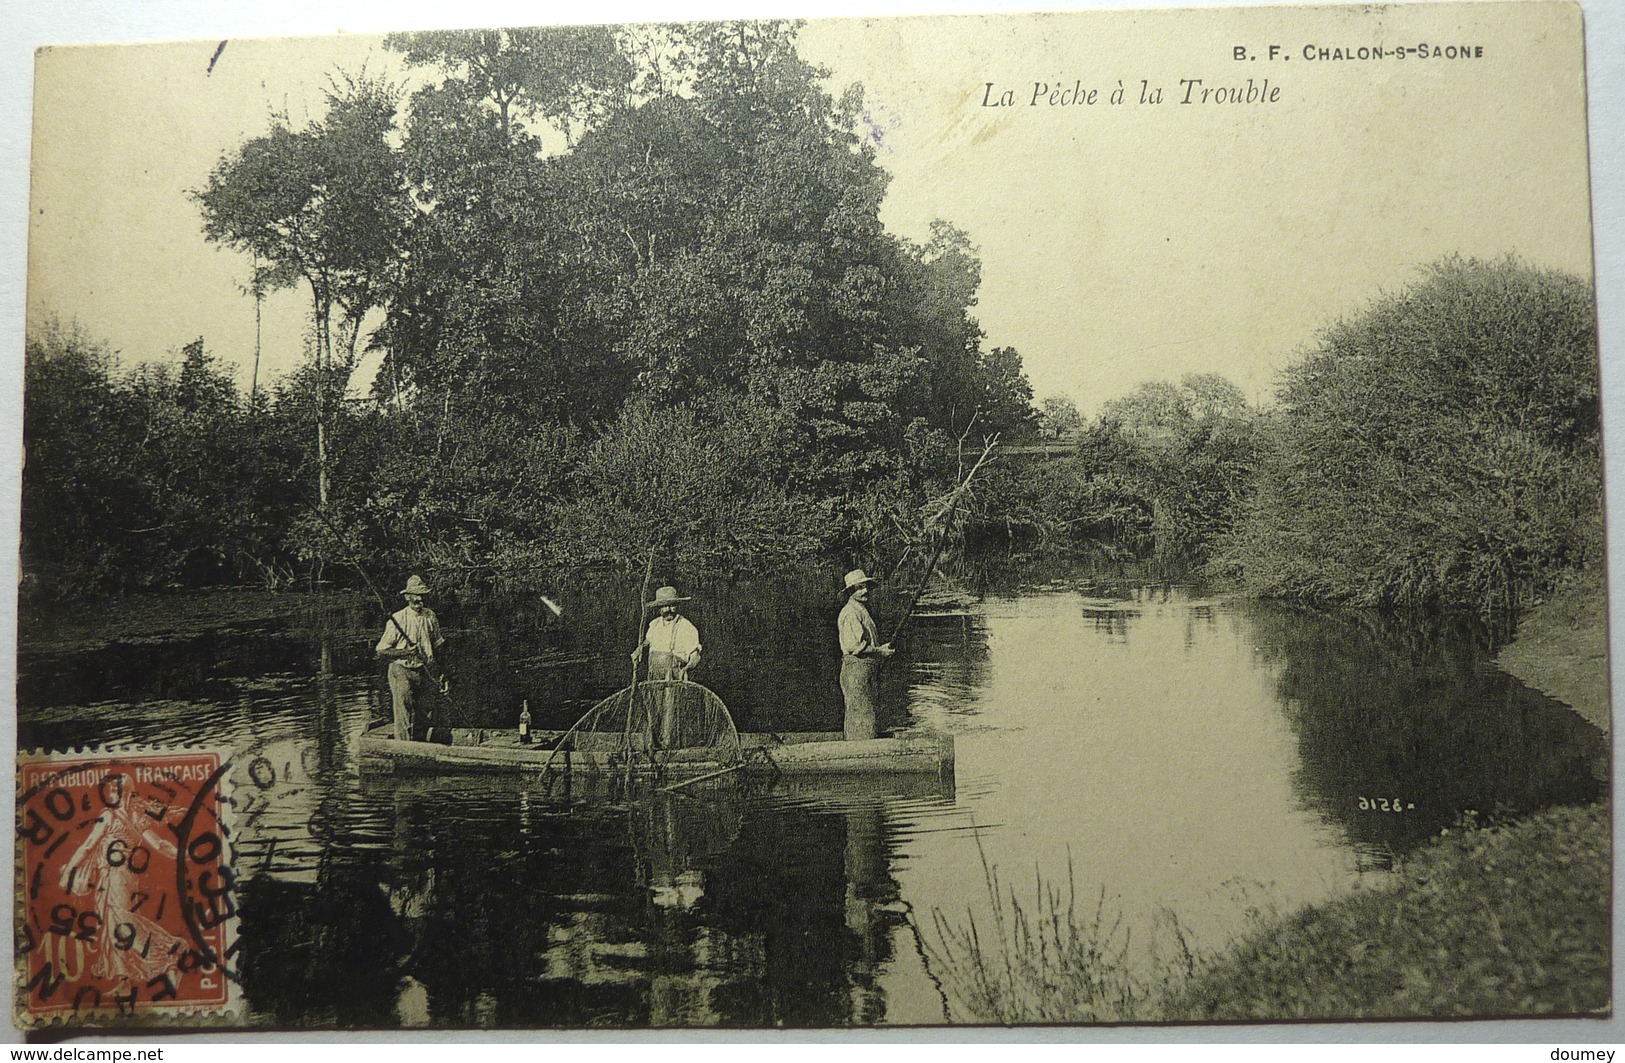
[15,748,237,1027]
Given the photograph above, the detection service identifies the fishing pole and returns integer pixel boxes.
[623,550,658,781]
[888,514,960,645]
[887,435,999,644]
[304,503,468,727]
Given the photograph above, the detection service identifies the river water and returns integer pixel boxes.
[15,570,1607,1027]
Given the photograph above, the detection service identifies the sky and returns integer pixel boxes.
[797,4,1595,407]
[15,0,1603,415]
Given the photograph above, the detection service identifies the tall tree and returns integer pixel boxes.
[386,27,633,144]
[1038,395,1083,439]
[380,28,644,423]
[885,222,990,436]
[1062,373,1260,559]
[978,346,1038,437]
[194,74,410,505]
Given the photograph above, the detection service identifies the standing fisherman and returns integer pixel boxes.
[837,569,894,740]
[376,575,449,742]
[632,585,702,747]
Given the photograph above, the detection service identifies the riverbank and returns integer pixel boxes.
[16,586,362,655]
[1163,802,1609,1020]
[929,803,1610,1023]
[1495,570,1611,733]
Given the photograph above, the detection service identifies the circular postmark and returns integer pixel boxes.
[15,748,238,1027]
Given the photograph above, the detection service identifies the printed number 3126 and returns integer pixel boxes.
[1357,796,1415,812]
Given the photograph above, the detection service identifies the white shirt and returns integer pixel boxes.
[644,614,701,661]
[376,606,444,668]
[838,597,880,657]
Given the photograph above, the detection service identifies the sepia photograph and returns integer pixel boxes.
[5,0,1619,1038]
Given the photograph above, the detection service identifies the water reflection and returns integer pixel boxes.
[233,774,934,1028]
[1244,602,1607,863]
[15,577,1608,1027]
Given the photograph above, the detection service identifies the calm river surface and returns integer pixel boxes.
[16,570,1607,1027]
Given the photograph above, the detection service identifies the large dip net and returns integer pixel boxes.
[545,680,743,777]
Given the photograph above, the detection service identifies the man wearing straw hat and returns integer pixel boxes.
[633,585,703,747]
[837,569,894,740]
[376,574,448,742]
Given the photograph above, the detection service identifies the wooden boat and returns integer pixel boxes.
[364,758,957,804]
[358,724,954,782]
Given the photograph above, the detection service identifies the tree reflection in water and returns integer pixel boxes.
[234,770,934,1028]
[20,578,1607,1028]
[1243,601,1606,864]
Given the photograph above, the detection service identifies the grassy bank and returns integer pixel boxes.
[1496,570,1611,733]
[1165,803,1609,1020]
[930,804,1610,1023]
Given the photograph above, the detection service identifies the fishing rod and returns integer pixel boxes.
[304,503,469,727]
[887,512,961,645]
[505,650,614,671]
[886,435,999,644]
[623,550,658,781]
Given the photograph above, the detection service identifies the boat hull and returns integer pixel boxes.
[357,726,954,781]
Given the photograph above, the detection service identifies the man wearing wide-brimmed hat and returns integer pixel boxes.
[837,569,893,740]
[635,586,702,682]
[375,574,448,742]
[633,585,703,748]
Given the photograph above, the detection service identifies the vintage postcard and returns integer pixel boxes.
[8,0,1616,1038]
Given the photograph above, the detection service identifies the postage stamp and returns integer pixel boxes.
[14,748,237,1027]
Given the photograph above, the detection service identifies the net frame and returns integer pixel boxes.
[541,679,744,778]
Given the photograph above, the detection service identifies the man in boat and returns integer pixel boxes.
[633,585,702,747]
[375,574,449,742]
[837,568,893,740]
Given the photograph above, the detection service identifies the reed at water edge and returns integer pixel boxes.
[921,843,1200,1024]
[924,803,1609,1023]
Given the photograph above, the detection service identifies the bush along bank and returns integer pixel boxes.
[1219,257,1602,619]
[1161,803,1609,1021]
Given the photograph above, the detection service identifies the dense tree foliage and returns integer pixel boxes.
[965,373,1260,561]
[22,324,305,596]
[1037,396,1081,439]
[25,21,1043,600]
[195,74,410,505]
[25,22,1599,619]
[1219,257,1601,615]
[366,20,1045,576]
[1090,373,1259,559]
